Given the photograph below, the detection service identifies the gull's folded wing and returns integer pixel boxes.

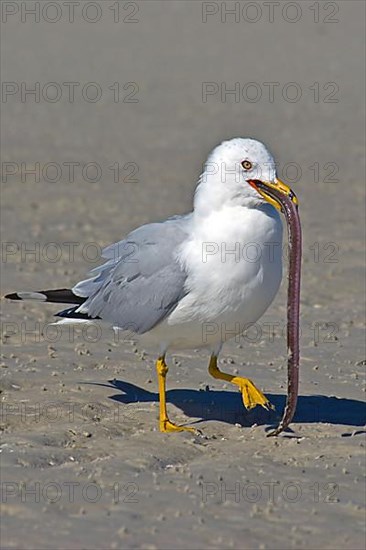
[61,217,190,334]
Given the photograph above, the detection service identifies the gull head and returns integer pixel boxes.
[194,138,298,215]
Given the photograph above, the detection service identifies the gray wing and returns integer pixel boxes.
[72,216,190,333]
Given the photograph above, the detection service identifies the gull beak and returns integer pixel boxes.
[247,178,299,211]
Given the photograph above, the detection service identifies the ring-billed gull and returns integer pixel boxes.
[6,138,300,434]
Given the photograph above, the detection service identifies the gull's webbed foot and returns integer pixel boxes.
[208,355,274,412]
[235,377,274,411]
[159,419,197,434]
[156,356,199,434]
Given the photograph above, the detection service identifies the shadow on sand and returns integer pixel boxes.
[89,378,366,431]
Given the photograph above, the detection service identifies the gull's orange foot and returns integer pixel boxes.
[235,377,274,411]
[160,419,198,434]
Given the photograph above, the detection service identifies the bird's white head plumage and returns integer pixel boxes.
[194,138,294,216]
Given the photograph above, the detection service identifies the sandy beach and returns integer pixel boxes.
[1,1,365,548]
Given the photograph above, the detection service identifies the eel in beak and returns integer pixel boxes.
[248,178,302,436]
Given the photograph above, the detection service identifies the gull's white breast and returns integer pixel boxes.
[147,204,283,351]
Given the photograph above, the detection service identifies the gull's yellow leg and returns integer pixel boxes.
[208,355,274,411]
[156,356,196,433]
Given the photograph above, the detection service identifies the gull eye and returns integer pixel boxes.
[241,160,252,171]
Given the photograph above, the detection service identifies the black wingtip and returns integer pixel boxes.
[55,306,101,320]
[4,292,22,301]
[4,289,86,304]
